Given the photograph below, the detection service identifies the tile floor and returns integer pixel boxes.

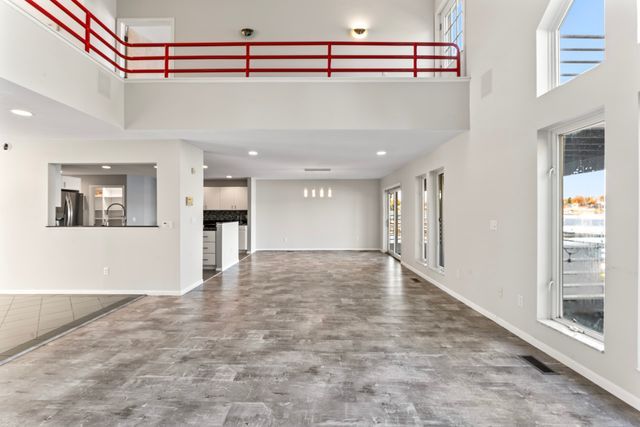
[0,252,638,425]
[0,295,135,359]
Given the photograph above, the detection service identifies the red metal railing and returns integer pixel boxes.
[25,0,461,78]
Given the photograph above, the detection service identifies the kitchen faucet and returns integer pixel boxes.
[105,202,127,226]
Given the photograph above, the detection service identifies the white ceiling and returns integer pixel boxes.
[1,78,459,180]
[61,163,157,177]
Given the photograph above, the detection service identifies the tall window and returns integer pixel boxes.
[557,0,605,85]
[553,121,605,338]
[419,176,428,263]
[437,172,445,270]
[440,0,464,68]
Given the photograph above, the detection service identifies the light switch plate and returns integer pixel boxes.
[489,220,498,231]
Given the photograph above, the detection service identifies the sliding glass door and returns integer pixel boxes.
[387,188,402,259]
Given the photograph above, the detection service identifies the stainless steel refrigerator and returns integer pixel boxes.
[57,190,84,226]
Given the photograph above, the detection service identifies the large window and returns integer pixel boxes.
[386,187,402,259]
[419,176,428,263]
[557,0,605,85]
[437,171,445,270]
[440,0,464,68]
[552,121,605,338]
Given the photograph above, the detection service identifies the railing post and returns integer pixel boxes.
[84,13,91,52]
[327,43,332,78]
[245,44,250,77]
[164,45,169,78]
[456,47,461,77]
[413,43,418,77]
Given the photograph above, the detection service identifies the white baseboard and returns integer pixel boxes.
[401,261,640,412]
[256,248,382,251]
[0,287,193,297]
[180,279,203,296]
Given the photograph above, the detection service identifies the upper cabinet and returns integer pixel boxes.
[62,176,82,192]
[205,186,247,210]
[204,187,221,210]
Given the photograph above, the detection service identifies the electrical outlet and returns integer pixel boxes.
[103,267,110,276]
[489,220,498,231]
[517,295,523,307]
[498,287,504,298]
[282,237,288,243]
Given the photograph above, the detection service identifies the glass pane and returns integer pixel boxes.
[558,0,605,84]
[561,123,605,334]
[423,178,428,261]
[388,193,395,253]
[396,190,402,256]
[438,173,445,268]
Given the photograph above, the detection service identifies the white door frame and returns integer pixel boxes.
[116,18,175,79]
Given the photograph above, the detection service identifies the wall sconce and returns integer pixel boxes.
[303,188,308,198]
[351,28,368,39]
[240,28,255,38]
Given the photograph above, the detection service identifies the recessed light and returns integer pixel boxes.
[248,150,258,156]
[203,165,209,169]
[376,151,387,156]
[153,165,158,169]
[226,175,233,179]
[101,165,111,169]
[10,109,33,117]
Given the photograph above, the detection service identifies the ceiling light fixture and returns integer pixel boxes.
[226,175,233,179]
[248,150,258,156]
[101,165,112,169]
[153,165,158,169]
[203,165,209,169]
[376,151,387,156]
[10,109,33,117]
[351,27,368,39]
[240,28,254,38]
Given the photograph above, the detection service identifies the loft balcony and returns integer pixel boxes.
[0,0,470,132]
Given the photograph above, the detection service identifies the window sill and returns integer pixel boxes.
[538,319,604,353]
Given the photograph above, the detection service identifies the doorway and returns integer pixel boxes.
[116,18,174,79]
[386,187,402,259]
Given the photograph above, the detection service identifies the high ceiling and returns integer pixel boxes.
[0,78,459,180]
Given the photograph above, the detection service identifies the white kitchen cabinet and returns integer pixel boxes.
[219,187,248,210]
[62,176,82,192]
[239,225,248,251]
[203,231,216,269]
[204,187,221,210]
[235,187,248,210]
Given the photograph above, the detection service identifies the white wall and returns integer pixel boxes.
[117,0,435,44]
[178,140,204,293]
[382,0,640,410]
[125,79,469,131]
[256,179,380,250]
[0,139,202,295]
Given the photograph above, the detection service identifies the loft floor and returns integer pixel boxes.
[0,251,637,425]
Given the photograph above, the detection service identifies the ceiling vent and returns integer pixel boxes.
[304,168,331,172]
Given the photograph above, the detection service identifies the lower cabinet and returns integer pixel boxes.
[203,231,216,269]
[239,225,248,251]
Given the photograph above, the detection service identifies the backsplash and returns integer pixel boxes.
[204,210,248,225]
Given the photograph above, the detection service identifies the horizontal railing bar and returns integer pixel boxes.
[560,34,605,39]
[124,54,460,61]
[126,67,460,74]
[561,48,605,52]
[560,60,602,64]
[130,41,461,49]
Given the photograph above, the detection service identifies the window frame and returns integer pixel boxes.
[549,115,605,342]
[436,170,445,271]
[438,0,464,73]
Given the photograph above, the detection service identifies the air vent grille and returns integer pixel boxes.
[304,168,331,172]
[519,355,557,375]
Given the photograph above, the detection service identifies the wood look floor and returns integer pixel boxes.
[0,251,638,426]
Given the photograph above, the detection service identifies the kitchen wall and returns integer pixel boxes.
[256,179,380,250]
[126,175,157,226]
[380,0,640,410]
[0,139,203,295]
